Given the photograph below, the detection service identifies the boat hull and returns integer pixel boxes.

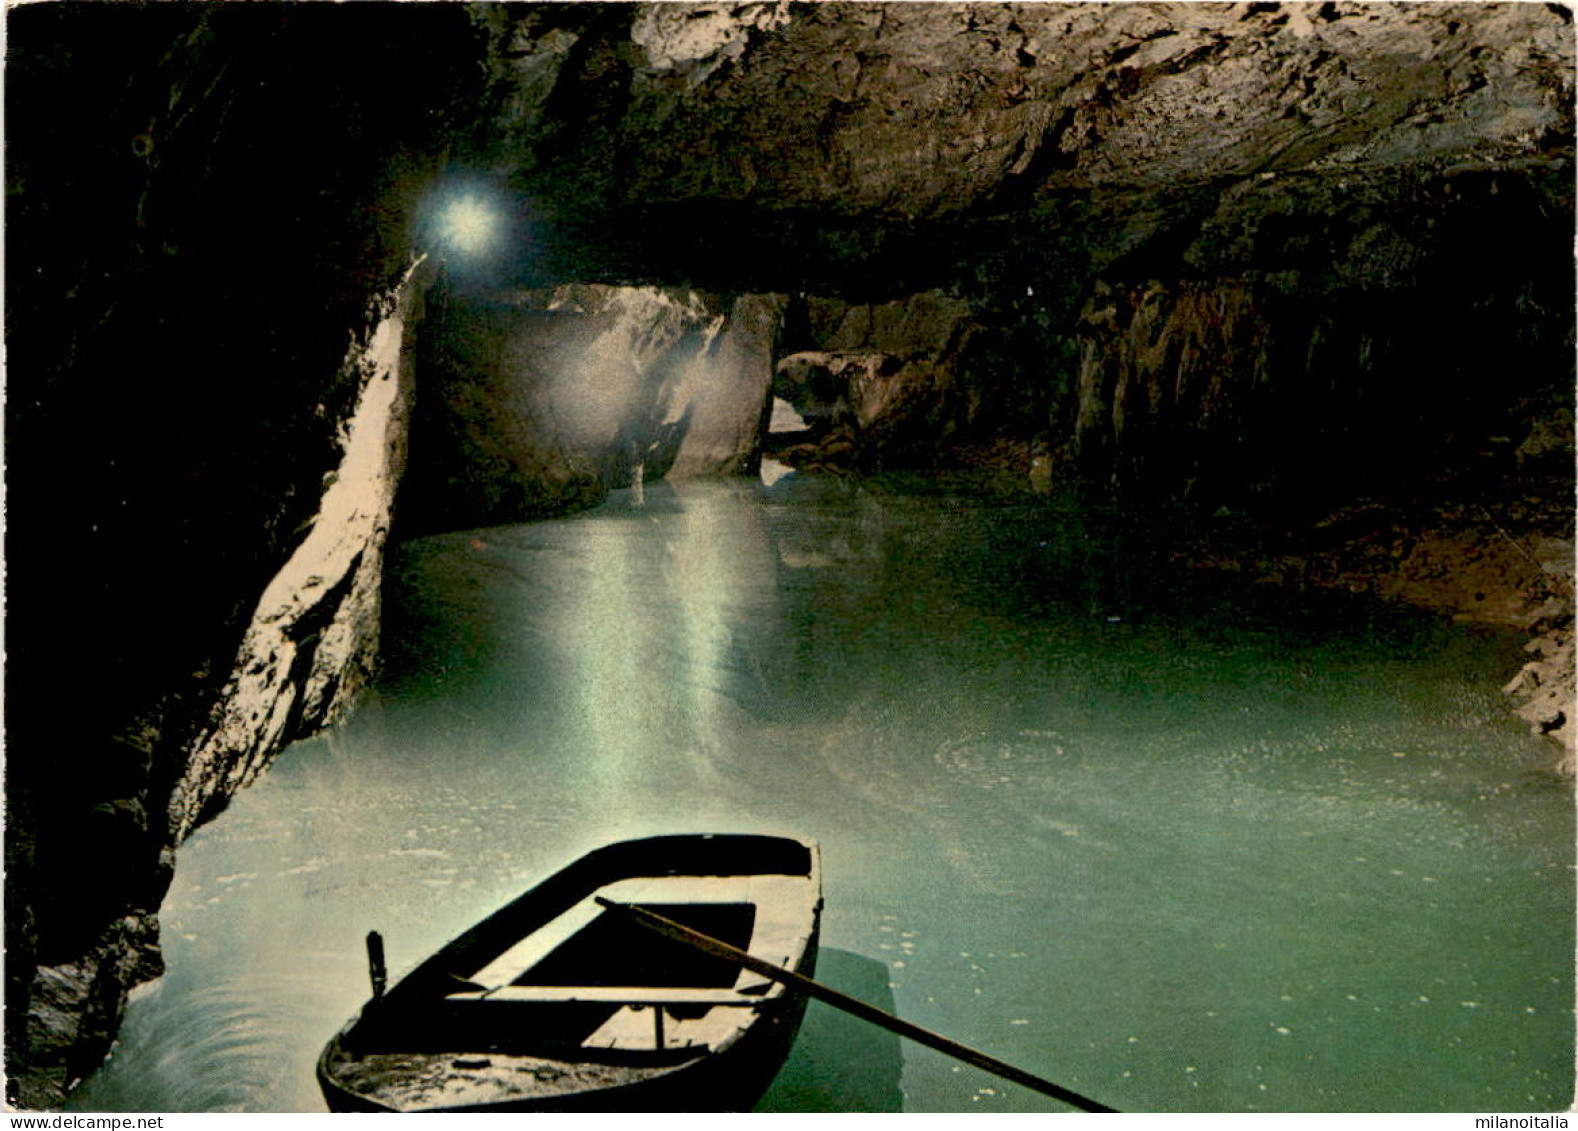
[317,833,821,1112]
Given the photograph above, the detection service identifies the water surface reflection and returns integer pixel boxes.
[72,475,1573,1112]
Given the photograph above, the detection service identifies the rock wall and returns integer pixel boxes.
[461,1,1573,512]
[166,265,426,842]
[485,3,1570,214]
[4,4,482,1107]
[767,290,979,470]
[398,283,784,534]
[469,2,1572,285]
[1074,279,1272,501]
[1071,269,1574,511]
[667,293,787,479]
[11,271,425,1107]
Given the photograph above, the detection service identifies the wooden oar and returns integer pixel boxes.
[594,896,1117,1113]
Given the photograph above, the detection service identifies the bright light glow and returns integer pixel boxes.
[438,194,496,255]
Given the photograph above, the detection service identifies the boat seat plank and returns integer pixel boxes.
[581,1003,753,1053]
[444,986,764,1006]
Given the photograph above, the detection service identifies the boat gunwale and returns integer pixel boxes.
[318,833,822,1113]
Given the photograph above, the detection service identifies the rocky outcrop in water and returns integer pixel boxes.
[1506,621,1576,769]
[767,290,982,471]
[1176,498,1576,769]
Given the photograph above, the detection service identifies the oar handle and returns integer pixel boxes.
[594,896,1116,1113]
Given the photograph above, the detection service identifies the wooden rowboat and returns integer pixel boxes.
[316,833,823,1112]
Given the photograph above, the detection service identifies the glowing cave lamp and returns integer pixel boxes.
[430,188,503,258]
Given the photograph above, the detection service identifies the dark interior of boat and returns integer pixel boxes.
[342,836,809,1059]
[348,903,760,1057]
[516,903,756,992]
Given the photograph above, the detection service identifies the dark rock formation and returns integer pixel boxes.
[1072,163,1574,510]
[449,1,1573,514]
[767,289,980,470]
[4,3,480,1106]
[772,350,956,470]
[5,0,1572,1106]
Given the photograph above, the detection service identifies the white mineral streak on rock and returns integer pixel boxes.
[768,396,809,434]
[632,2,792,82]
[168,258,425,841]
[758,457,794,486]
[662,313,727,427]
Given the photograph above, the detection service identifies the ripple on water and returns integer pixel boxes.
[934,730,1067,791]
[72,478,1574,1114]
[78,977,299,1113]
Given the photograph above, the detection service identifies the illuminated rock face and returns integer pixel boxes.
[4,1,1573,1106]
[475,3,1572,243]
[168,263,425,842]
[398,284,782,534]
[485,4,1549,207]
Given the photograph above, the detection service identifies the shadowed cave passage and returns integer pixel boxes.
[4,0,1573,1110]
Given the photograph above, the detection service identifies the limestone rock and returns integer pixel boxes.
[400,283,783,533]
[667,292,787,479]
[1506,622,1576,761]
[169,267,423,839]
[482,2,1572,220]
[14,915,163,1111]
[806,291,975,358]
[1073,279,1275,499]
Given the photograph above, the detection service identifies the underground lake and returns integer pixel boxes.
[66,474,1574,1113]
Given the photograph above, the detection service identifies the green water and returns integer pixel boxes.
[71,475,1574,1112]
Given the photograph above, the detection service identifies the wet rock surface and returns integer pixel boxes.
[1178,490,1576,770]
[1506,624,1576,770]
[12,916,164,1111]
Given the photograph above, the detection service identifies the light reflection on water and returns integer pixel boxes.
[71,475,1573,1113]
